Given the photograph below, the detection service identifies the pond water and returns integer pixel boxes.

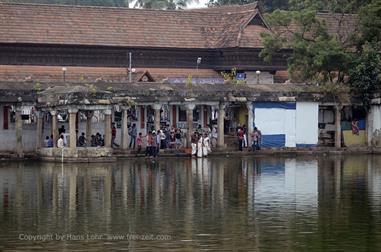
[0,155,381,251]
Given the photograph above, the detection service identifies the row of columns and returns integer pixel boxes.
[35,107,113,150]
[13,100,348,157]
[33,103,229,151]
[30,101,251,155]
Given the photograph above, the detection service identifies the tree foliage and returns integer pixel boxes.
[207,0,290,11]
[259,0,381,107]
[260,7,352,84]
[348,44,381,109]
[134,0,197,9]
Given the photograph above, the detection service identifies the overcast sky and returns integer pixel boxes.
[187,0,209,9]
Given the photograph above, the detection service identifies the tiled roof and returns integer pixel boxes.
[273,12,357,47]
[0,3,261,49]
[0,65,221,82]
[317,12,358,45]
[0,3,357,50]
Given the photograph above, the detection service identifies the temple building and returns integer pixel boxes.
[0,2,375,161]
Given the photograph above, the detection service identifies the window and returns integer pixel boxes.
[3,106,9,130]
[178,107,186,122]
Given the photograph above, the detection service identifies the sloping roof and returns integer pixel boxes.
[0,65,221,82]
[272,12,357,47]
[0,2,262,49]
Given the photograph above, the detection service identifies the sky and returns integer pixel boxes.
[187,0,209,9]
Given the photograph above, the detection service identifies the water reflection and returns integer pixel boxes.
[0,155,381,251]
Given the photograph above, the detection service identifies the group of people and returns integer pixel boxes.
[237,125,262,151]
[191,132,211,158]
[42,122,225,155]
[142,128,185,158]
[44,125,107,148]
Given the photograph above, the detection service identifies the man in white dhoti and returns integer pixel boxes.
[203,133,210,157]
[191,132,198,156]
[197,134,203,158]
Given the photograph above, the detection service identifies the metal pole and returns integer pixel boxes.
[128,52,132,83]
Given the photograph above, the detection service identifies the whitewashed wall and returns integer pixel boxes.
[255,107,296,147]
[296,102,319,146]
[367,105,381,146]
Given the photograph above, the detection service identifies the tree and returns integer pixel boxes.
[348,44,381,109]
[207,0,290,11]
[259,0,381,108]
[259,6,353,84]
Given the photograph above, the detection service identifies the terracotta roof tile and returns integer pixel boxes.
[0,65,220,82]
[0,3,259,49]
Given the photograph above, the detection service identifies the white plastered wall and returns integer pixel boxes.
[296,102,319,145]
[255,107,296,147]
[367,105,381,146]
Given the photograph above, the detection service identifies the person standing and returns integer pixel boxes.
[197,134,203,158]
[175,129,182,151]
[145,131,152,157]
[57,135,64,148]
[129,123,137,149]
[160,129,166,149]
[156,130,161,155]
[152,131,158,157]
[191,132,198,156]
[251,129,258,151]
[237,128,244,151]
[242,124,248,148]
[252,127,262,150]
[58,125,65,136]
[111,125,119,148]
[203,133,210,157]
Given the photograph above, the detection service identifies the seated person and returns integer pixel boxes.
[78,132,86,147]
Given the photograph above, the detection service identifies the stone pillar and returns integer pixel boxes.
[36,111,43,150]
[153,103,161,131]
[51,110,58,148]
[68,108,78,149]
[335,105,342,148]
[217,103,226,149]
[85,111,94,146]
[186,103,195,148]
[121,107,129,150]
[104,109,112,148]
[15,106,23,157]
[246,102,254,148]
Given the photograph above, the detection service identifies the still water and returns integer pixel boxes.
[0,155,381,251]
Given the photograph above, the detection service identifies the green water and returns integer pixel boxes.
[0,155,381,251]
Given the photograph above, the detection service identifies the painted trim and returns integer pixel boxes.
[254,102,296,110]
[261,134,285,148]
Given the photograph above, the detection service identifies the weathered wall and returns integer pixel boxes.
[0,105,36,152]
